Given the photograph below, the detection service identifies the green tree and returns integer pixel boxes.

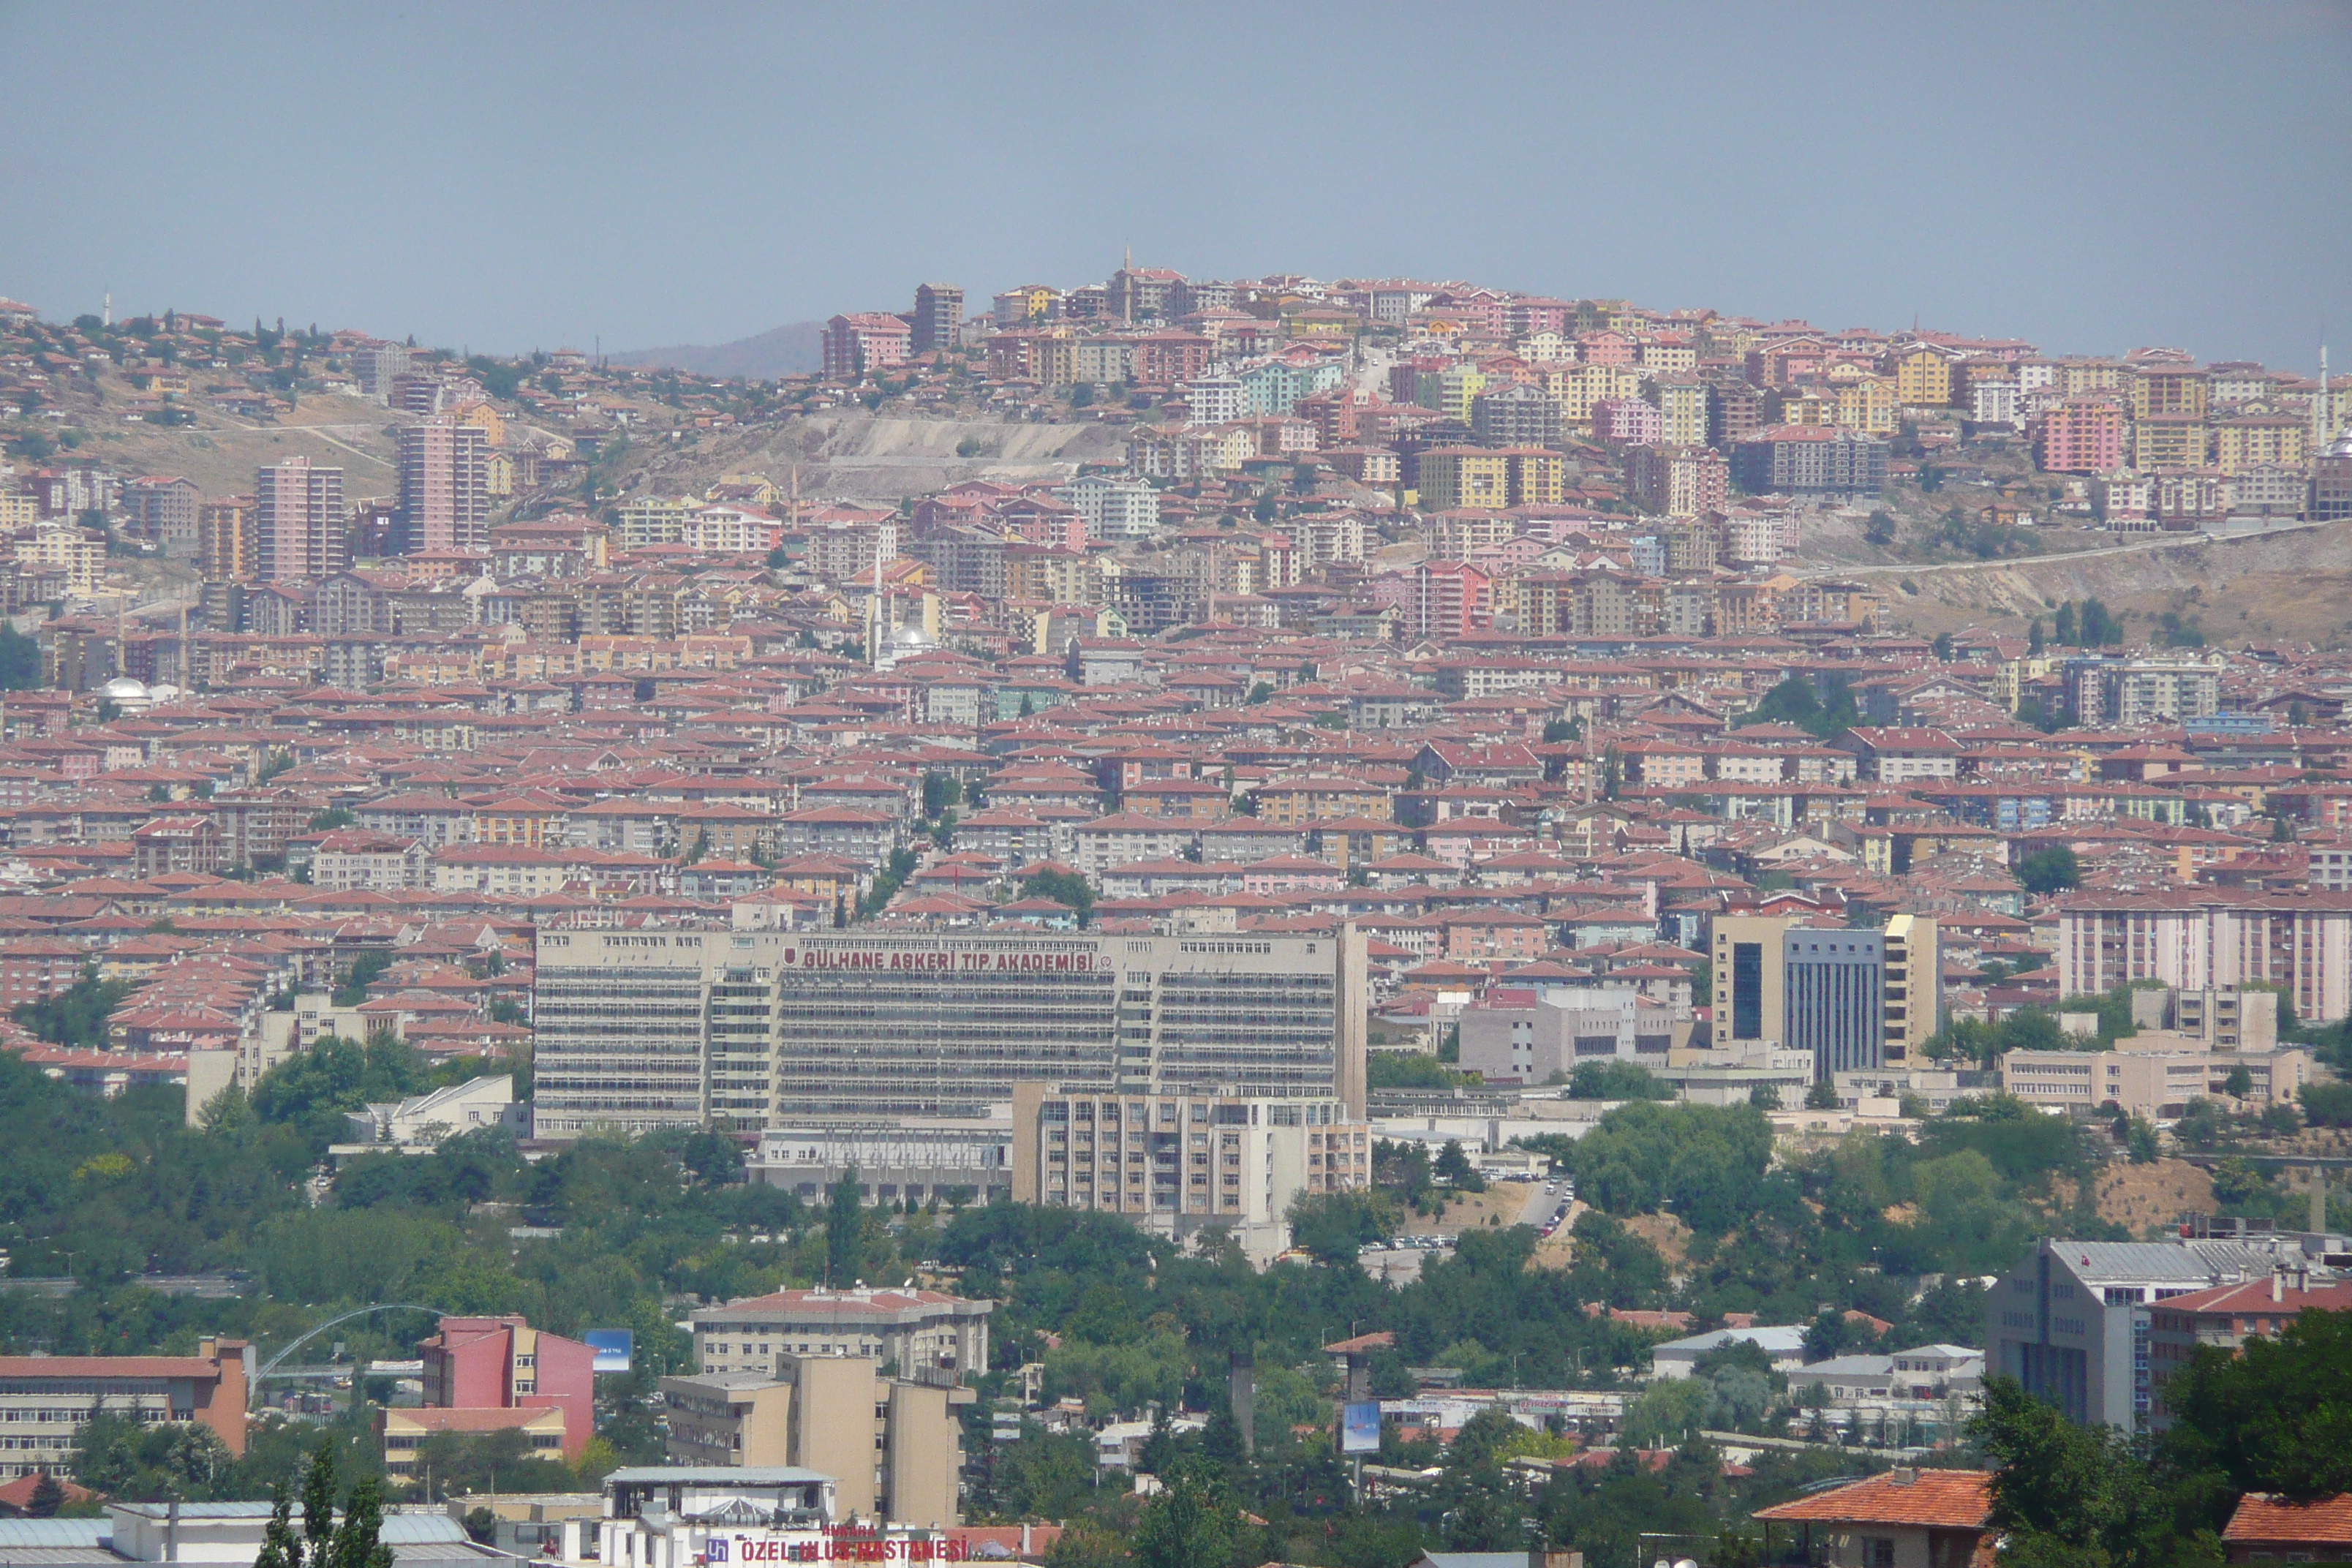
[301,1441,337,1562]
[921,771,962,819]
[1972,1376,2168,1568]
[0,624,42,689]
[2017,846,2080,895]
[1433,1140,1484,1191]
[333,950,393,1006]
[2162,1301,2352,1500]
[826,1168,863,1285]
[14,967,133,1047]
[25,1471,64,1518]
[1131,1457,1237,1568]
[327,1477,393,1568]
[254,1484,304,1568]
[1620,1376,1711,1447]
[1368,1052,1469,1090]
[1566,1060,1674,1101]
[1804,1077,1839,1109]
[1286,1188,1401,1265]
[1019,868,1095,924]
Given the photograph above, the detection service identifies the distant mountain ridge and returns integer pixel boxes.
[609,320,824,380]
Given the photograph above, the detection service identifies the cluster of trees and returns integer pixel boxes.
[1974,1311,2352,1568]
[1365,1054,1474,1091]
[1744,675,1860,740]
[13,966,136,1048]
[2051,597,2123,647]
[1558,1060,1676,1101]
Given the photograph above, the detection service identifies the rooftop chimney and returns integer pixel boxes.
[2272,1270,2285,1303]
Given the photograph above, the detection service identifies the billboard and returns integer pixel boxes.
[1341,1401,1381,1454]
[585,1329,633,1373]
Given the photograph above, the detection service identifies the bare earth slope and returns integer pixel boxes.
[626,413,1130,503]
[1815,518,2352,647]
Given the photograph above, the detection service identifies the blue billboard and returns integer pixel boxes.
[585,1329,633,1373]
[1341,1401,1380,1454]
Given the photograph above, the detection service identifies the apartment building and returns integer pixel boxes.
[2032,398,2126,473]
[822,313,913,380]
[418,1314,595,1458]
[910,284,962,355]
[121,475,200,555]
[396,418,491,554]
[1417,448,1509,510]
[197,497,258,581]
[1067,473,1158,541]
[1629,444,1727,519]
[2052,892,2352,1021]
[255,456,345,581]
[2146,1273,2352,1428]
[1731,427,1888,494]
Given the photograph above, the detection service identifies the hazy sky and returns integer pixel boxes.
[3,1,2347,368]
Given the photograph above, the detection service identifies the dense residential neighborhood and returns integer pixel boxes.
[5,51,2352,1568]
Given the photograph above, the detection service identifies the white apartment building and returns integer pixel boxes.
[1067,473,1159,541]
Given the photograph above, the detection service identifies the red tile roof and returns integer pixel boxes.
[2224,1495,2352,1546]
[1753,1469,1991,1529]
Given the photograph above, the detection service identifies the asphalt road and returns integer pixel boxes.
[1805,517,2333,580]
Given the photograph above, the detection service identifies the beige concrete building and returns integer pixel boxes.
[2001,1043,2310,1121]
[0,1338,248,1479]
[1882,914,1940,1065]
[659,1359,965,1528]
[1010,1085,1370,1260]
[690,1288,991,1385]
[662,1372,794,1467]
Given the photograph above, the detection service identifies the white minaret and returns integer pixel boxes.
[2315,344,2334,453]
[102,291,111,328]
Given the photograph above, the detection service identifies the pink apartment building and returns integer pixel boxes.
[2033,397,2125,473]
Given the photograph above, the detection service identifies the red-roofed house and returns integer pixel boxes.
[2223,1494,2352,1564]
[1753,1468,1991,1568]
